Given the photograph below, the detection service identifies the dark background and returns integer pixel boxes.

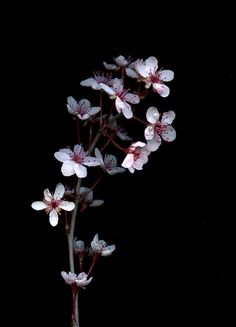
[1,1,234,326]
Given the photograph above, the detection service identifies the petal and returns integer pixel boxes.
[161,126,176,142]
[88,106,101,116]
[99,83,116,95]
[121,153,134,168]
[103,62,119,70]
[115,55,128,66]
[59,201,75,211]
[44,188,53,201]
[147,137,162,152]
[132,141,146,148]
[101,245,116,256]
[54,150,72,162]
[146,106,160,124]
[144,125,155,140]
[89,200,104,207]
[125,67,139,78]
[94,148,103,161]
[115,98,133,119]
[80,77,95,87]
[135,59,149,77]
[161,110,176,125]
[159,70,174,82]
[54,183,65,200]
[61,161,75,176]
[124,93,140,104]
[145,56,158,73]
[83,156,100,167]
[107,167,126,175]
[31,201,48,210]
[153,83,170,97]
[74,163,87,178]
[49,210,59,226]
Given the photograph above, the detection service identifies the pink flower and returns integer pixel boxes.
[31,183,75,226]
[121,141,151,173]
[54,144,100,178]
[144,107,176,152]
[135,56,174,97]
[89,234,116,257]
[67,97,100,120]
[100,78,140,119]
[61,271,93,289]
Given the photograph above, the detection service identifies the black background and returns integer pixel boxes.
[1,1,234,327]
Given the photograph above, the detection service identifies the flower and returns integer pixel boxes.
[67,96,100,120]
[135,56,174,97]
[74,238,85,254]
[54,144,100,178]
[90,233,116,257]
[100,78,140,119]
[79,187,104,208]
[121,141,151,173]
[31,183,75,226]
[95,148,125,175]
[80,71,113,90]
[103,55,138,78]
[144,107,176,152]
[61,271,93,289]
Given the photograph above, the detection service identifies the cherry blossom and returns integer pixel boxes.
[89,233,116,257]
[103,55,138,78]
[80,71,113,90]
[99,78,140,119]
[95,148,125,175]
[54,144,100,178]
[67,97,100,120]
[61,271,93,289]
[31,183,75,226]
[121,141,151,173]
[144,107,176,152]
[79,187,104,208]
[135,56,174,97]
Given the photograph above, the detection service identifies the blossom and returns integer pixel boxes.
[121,141,151,173]
[103,55,138,78]
[100,78,140,119]
[79,187,104,208]
[90,233,116,257]
[144,107,176,152]
[31,183,75,226]
[95,148,125,175]
[74,238,85,254]
[54,144,100,178]
[135,56,174,97]
[61,271,92,289]
[80,71,113,90]
[67,96,100,120]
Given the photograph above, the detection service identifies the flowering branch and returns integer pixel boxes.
[31,54,176,327]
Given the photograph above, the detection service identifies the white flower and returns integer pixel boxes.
[90,233,116,257]
[103,55,138,78]
[79,187,104,208]
[80,72,113,90]
[73,238,85,254]
[144,107,176,152]
[100,78,140,119]
[67,97,100,120]
[121,141,151,173]
[31,183,75,226]
[135,56,174,97]
[61,271,93,289]
[95,148,125,175]
[54,144,100,178]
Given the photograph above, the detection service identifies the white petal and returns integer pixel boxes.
[135,59,149,77]
[80,77,95,87]
[161,110,176,125]
[89,200,104,207]
[159,70,174,82]
[54,183,65,200]
[44,188,52,201]
[49,210,59,226]
[124,93,140,104]
[121,153,134,168]
[146,106,160,124]
[89,106,101,116]
[153,83,170,97]
[101,245,116,256]
[103,62,119,70]
[132,141,146,148]
[144,125,155,140]
[83,156,101,167]
[61,161,75,176]
[100,83,116,95]
[54,150,72,162]
[94,148,103,161]
[125,67,139,78]
[107,167,126,175]
[145,56,158,73]
[31,201,48,210]
[74,163,87,178]
[161,126,176,142]
[59,201,75,211]
[147,137,162,152]
[115,55,128,66]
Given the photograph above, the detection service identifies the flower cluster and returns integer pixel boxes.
[31,54,176,327]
